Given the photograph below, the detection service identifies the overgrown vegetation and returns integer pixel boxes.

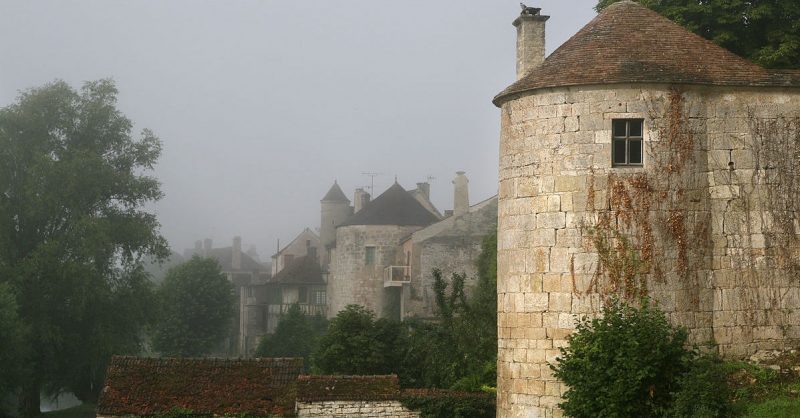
[255,304,327,372]
[400,389,495,418]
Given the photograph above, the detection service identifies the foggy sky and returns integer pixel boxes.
[0,0,596,260]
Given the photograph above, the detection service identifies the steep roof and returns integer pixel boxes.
[338,182,440,227]
[321,181,350,203]
[97,356,303,417]
[271,255,325,285]
[494,1,800,106]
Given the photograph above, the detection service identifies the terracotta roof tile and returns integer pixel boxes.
[270,255,324,285]
[296,375,400,402]
[494,1,800,106]
[97,356,303,417]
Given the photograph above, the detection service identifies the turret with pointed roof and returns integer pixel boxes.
[319,181,353,266]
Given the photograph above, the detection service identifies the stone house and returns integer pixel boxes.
[324,173,497,320]
[271,228,320,276]
[263,252,328,333]
[493,2,800,417]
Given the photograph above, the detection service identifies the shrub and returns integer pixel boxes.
[552,297,689,418]
[669,351,733,418]
[400,389,495,418]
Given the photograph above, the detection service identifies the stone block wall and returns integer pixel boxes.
[329,225,421,317]
[296,400,420,417]
[497,83,800,417]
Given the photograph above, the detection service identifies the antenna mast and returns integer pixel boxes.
[361,172,383,196]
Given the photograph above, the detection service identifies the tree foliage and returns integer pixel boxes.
[313,305,404,375]
[595,0,800,69]
[0,79,167,414]
[0,283,25,394]
[552,298,689,418]
[255,304,328,371]
[152,256,235,358]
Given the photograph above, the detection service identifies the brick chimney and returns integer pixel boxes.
[513,6,549,80]
[232,236,242,270]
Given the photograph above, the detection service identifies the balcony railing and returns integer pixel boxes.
[266,303,327,317]
[384,265,410,287]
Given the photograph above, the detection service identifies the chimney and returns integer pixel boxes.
[416,182,430,201]
[354,188,371,213]
[232,236,242,270]
[203,238,212,256]
[453,171,469,216]
[513,6,549,80]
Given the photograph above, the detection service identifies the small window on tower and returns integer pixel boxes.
[365,246,376,265]
[612,119,644,167]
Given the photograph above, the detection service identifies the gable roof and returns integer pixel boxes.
[97,356,303,417]
[321,181,350,203]
[296,375,400,402]
[273,228,320,258]
[494,1,800,106]
[338,182,440,227]
[207,247,264,272]
[271,255,325,285]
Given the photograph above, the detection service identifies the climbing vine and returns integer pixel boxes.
[581,88,710,302]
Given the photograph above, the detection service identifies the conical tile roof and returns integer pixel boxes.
[321,181,350,203]
[339,182,440,227]
[494,1,800,106]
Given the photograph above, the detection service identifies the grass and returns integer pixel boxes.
[42,403,95,418]
[743,397,800,418]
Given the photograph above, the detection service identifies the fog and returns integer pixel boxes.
[0,0,596,259]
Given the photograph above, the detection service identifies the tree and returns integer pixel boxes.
[0,283,25,395]
[313,305,403,375]
[255,304,328,371]
[551,298,689,418]
[595,0,800,69]
[152,256,235,357]
[0,80,167,415]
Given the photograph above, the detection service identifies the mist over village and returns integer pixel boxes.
[2,1,800,418]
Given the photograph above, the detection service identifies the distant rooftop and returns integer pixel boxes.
[339,182,440,227]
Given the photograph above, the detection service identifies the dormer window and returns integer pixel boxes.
[612,119,643,166]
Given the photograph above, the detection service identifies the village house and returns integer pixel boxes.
[493,2,800,416]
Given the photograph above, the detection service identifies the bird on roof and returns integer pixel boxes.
[520,3,541,15]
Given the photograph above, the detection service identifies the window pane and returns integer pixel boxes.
[629,140,642,164]
[629,120,643,137]
[613,120,627,137]
[365,246,375,265]
[613,139,627,164]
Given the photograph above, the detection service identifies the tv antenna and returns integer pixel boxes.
[361,172,383,196]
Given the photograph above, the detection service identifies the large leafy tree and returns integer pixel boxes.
[595,0,800,69]
[0,79,167,415]
[152,256,236,357]
[255,304,328,371]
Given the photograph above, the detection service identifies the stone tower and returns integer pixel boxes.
[494,2,800,417]
[320,181,352,266]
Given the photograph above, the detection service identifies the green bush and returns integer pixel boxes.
[400,389,495,418]
[552,297,689,418]
[668,351,733,418]
[743,397,800,418]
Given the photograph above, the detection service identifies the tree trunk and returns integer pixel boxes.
[18,379,41,418]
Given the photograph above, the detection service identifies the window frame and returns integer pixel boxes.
[612,118,644,167]
[365,246,376,266]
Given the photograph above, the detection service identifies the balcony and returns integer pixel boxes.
[384,265,410,287]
